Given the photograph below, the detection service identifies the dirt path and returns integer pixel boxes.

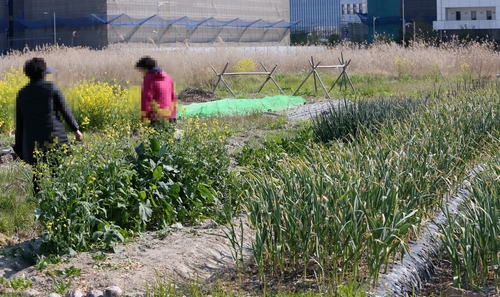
[0,218,253,295]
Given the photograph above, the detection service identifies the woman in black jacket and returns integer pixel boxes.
[13,57,83,193]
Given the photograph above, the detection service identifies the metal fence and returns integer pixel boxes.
[2,0,294,51]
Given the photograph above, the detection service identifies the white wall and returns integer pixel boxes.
[107,0,289,22]
[434,0,500,30]
[340,0,366,23]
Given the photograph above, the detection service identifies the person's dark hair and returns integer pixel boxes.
[135,56,157,71]
[23,57,46,80]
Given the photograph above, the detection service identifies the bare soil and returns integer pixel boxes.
[417,255,461,297]
[417,253,500,297]
[0,221,474,296]
[177,87,218,103]
[0,219,254,295]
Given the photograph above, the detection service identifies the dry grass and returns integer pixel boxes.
[1,40,499,89]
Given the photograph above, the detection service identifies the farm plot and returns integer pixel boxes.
[1,42,500,296]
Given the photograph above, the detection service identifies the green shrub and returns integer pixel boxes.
[34,117,233,255]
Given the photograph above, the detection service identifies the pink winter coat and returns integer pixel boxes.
[141,67,177,123]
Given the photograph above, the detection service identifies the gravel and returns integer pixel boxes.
[284,99,352,122]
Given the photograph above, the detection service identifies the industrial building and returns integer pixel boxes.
[290,0,342,41]
[357,0,437,43]
[2,0,295,52]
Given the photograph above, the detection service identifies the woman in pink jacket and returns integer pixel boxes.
[135,56,177,126]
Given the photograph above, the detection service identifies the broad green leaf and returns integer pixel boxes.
[92,231,103,241]
[198,185,213,200]
[135,142,145,156]
[68,248,77,257]
[103,226,125,244]
[150,138,160,155]
[139,202,153,222]
[170,183,181,196]
[157,181,170,191]
[153,165,163,181]
[159,144,167,157]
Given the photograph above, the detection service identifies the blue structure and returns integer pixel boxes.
[290,0,342,39]
[7,14,297,50]
[13,14,297,31]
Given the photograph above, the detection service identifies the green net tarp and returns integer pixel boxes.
[177,95,306,118]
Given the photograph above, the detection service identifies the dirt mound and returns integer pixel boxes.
[178,87,218,103]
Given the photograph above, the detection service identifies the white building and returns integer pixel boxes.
[341,0,367,23]
[433,0,500,39]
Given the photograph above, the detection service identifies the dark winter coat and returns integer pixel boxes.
[13,80,79,164]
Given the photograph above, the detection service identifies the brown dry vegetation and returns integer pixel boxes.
[1,40,500,89]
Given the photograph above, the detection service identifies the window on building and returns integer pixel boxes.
[341,4,345,15]
[487,10,492,20]
[456,11,461,20]
[471,11,476,20]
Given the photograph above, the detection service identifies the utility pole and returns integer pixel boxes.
[43,11,56,45]
[402,0,405,45]
[413,21,416,43]
[53,12,56,45]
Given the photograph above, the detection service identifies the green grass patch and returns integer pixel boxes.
[210,72,445,100]
[0,162,38,237]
